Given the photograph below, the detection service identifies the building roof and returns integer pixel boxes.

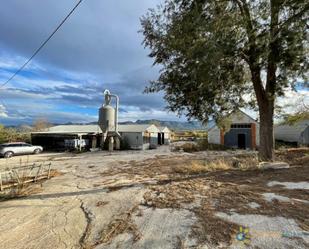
[32,124,160,135]
[275,120,309,143]
[118,124,159,133]
[208,109,258,132]
[157,126,171,132]
[42,125,100,134]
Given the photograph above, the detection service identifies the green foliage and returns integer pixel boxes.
[281,111,309,125]
[141,0,308,160]
[140,0,308,121]
[174,140,228,152]
[216,117,232,133]
[0,125,6,144]
[0,124,30,144]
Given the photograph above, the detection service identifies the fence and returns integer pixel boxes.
[0,163,52,191]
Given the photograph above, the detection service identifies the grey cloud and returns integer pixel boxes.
[0,0,158,76]
[0,0,178,125]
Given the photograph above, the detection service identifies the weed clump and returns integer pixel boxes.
[173,140,229,153]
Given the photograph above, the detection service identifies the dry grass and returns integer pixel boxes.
[96,201,109,207]
[173,161,209,174]
[0,169,62,201]
[275,147,309,165]
[95,205,141,245]
[0,184,42,201]
[173,156,258,175]
[139,150,309,247]
[173,141,228,153]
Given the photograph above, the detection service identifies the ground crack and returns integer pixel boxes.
[78,199,94,249]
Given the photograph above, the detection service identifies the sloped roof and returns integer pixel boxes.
[157,126,171,132]
[208,109,258,132]
[275,120,309,142]
[45,125,100,133]
[32,124,160,134]
[118,124,159,132]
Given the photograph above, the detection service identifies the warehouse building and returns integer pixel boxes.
[275,120,309,146]
[208,110,259,149]
[31,124,164,150]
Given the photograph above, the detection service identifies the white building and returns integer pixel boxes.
[157,126,172,145]
[118,124,160,150]
[31,124,162,150]
[275,120,309,146]
[208,110,259,149]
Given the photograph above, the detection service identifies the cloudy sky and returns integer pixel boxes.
[0,0,307,126]
[0,0,178,125]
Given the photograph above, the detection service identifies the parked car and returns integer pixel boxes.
[0,142,43,158]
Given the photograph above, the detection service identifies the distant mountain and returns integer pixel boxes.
[7,119,214,131]
[119,119,214,131]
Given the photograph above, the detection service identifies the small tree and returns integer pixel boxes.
[141,0,308,160]
[0,124,6,144]
[33,118,51,132]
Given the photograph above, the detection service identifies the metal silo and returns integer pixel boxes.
[98,104,115,133]
[98,89,121,151]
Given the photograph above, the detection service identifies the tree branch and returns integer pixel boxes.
[278,2,309,32]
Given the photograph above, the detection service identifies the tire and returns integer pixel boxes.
[4,151,14,158]
[34,149,42,154]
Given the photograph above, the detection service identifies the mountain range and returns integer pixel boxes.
[118,119,213,131]
[6,119,214,131]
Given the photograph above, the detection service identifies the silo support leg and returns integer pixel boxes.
[115,137,120,150]
[108,137,114,152]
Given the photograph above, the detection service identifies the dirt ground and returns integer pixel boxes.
[0,146,308,249]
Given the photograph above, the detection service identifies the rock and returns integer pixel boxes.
[258,161,289,170]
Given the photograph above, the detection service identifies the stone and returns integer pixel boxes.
[258,161,289,170]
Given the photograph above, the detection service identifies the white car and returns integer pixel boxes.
[0,142,43,158]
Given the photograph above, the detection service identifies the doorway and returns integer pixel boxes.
[158,133,162,145]
[238,134,246,149]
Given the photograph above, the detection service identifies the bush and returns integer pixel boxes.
[0,125,31,144]
[173,140,229,153]
[197,139,229,151]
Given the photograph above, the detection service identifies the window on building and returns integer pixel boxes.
[231,124,252,128]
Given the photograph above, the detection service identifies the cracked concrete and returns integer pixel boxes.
[0,147,308,249]
[0,147,184,249]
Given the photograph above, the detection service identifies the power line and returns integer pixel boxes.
[0,0,84,89]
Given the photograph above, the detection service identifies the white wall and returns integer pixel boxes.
[121,132,143,149]
[275,120,309,144]
[120,131,158,150]
[164,132,171,144]
[149,132,158,149]
[208,127,221,144]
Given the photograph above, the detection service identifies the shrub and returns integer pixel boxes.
[173,140,228,153]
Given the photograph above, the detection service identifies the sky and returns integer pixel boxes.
[0,0,178,125]
[0,0,307,126]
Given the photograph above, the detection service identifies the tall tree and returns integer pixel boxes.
[141,0,308,160]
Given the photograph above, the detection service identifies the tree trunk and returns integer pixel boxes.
[258,101,275,161]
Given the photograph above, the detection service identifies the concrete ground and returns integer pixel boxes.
[0,146,308,249]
